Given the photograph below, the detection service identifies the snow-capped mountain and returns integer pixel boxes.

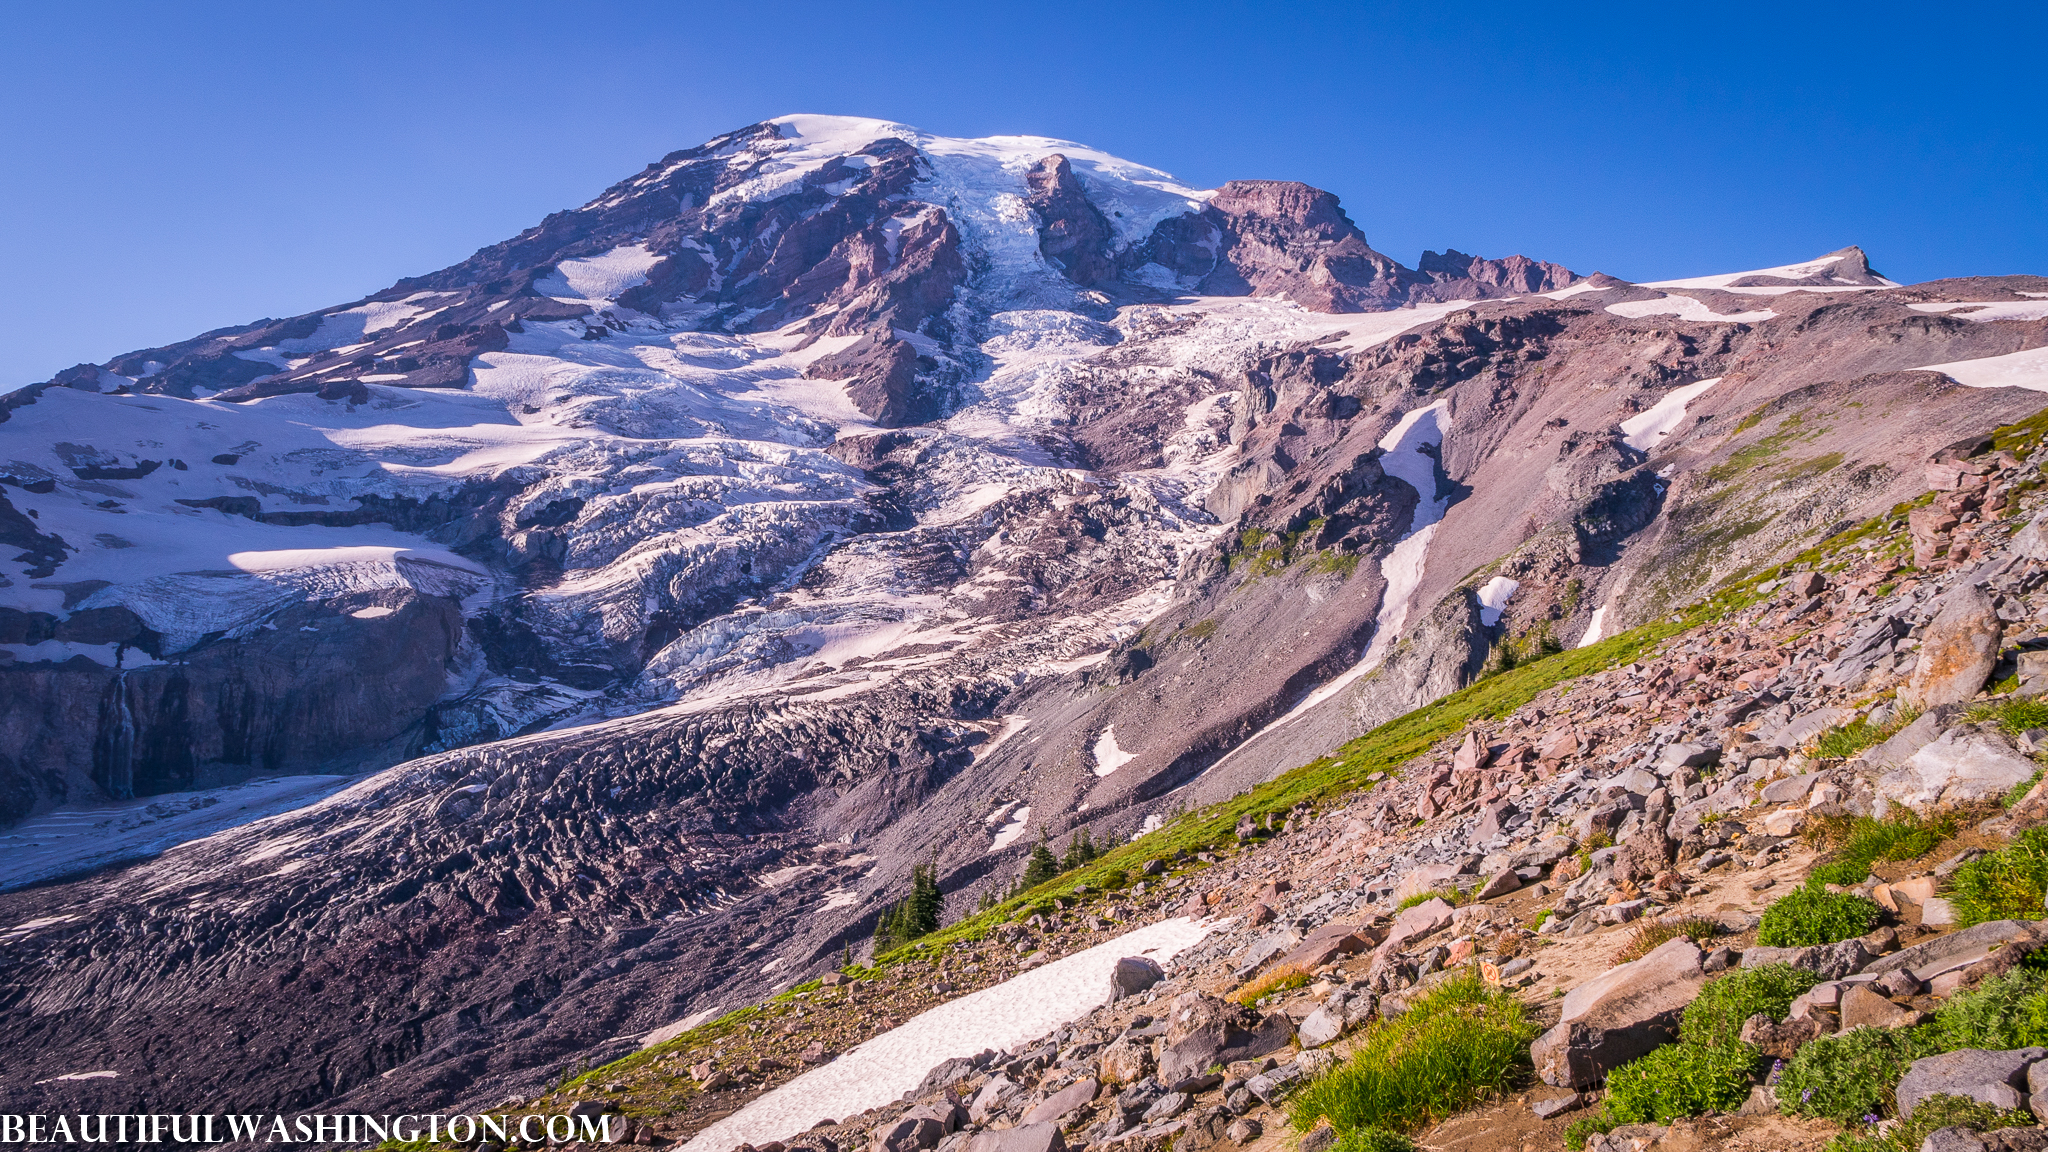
[2,114,2046,1120]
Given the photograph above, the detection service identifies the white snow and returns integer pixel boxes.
[680,917,1215,1152]
[1619,377,1723,452]
[1475,576,1520,627]
[1355,401,1452,670]
[2020,292,2048,299]
[534,244,663,303]
[1542,282,1612,300]
[1644,254,1901,292]
[348,606,397,619]
[33,1072,118,1084]
[642,1005,728,1049]
[1092,726,1137,776]
[1606,297,1777,324]
[1578,605,1610,648]
[1908,301,2048,323]
[988,806,1032,852]
[1916,345,2048,392]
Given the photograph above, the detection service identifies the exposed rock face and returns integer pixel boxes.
[1025,155,1116,286]
[1531,938,1706,1088]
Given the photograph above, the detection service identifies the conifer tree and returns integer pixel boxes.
[1061,829,1097,871]
[1021,832,1060,890]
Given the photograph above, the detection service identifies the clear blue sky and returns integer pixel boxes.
[3,1,2042,386]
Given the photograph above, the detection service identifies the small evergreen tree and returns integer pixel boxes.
[1062,830,1097,871]
[872,861,944,954]
[1021,833,1060,890]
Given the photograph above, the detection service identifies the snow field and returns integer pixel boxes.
[1619,377,1722,452]
[679,917,1216,1152]
[1475,576,1520,627]
[1605,296,1777,324]
[1918,345,2048,392]
[1092,726,1137,776]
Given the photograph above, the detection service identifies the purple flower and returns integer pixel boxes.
[1802,1089,1813,1103]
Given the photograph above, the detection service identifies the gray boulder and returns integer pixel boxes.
[1865,920,2038,978]
[871,1117,947,1152]
[1740,939,1874,981]
[1879,728,2037,809]
[1020,1079,1098,1127]
[1531,938,1706,1088]
[1903,584,2002,709]
[966,1124,1067,1152]
[1110,956,1165,1000]
[1895,1047,2046,1117]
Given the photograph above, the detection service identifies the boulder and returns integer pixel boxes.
[1760,773,1822,804]
[1530,938,1707,1088]
[1762,809,1807,837]
[1740,939,1874,981]
[1864,920,2040,978]
[1297,991,1372,1048]
[965,1124,1067,1152]
[1658,743,1720,771]
[1096,1038,1151,1086]
[1111,957,1165,1000]
[905,1103,965,1134]
[1879,728,2038,808]
[2016,512,2048,562]
[1508,837,1577,870]
[1368,897,1454,966]
[1739,1012,1825,1059]
[970,1076,1028,1124]
[1903,584,2002,709]
[1141,1091,1189,1122]
[1021,1079,1099,1126]
[1474,868,1521,900]
[1278,922,1377,971]
[1839,985,1919,1030]
[871,1117,946,1152]
[1156,1010,1293,1085]
[1895,1047,2047,1118]
[1866,709,1953,770]
[1393,861,1470,904]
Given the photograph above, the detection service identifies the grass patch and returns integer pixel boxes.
[1777,1025,1945,1123]
[1935,967,2048,1050]
[1232,964,1313,1005]
[1683,963,1824,1051]
[1966,697,2048,736]
[1613,916,1719,965]
[1395,888,1468,912]
[1756,884,1882,947]
[1808,706,1919,760]
[1332,1130,1417,1152]
[1288,969,1537,1135]
[1604,1039,1757,1124]
[1946,826,2048,927]
[1805,808,1955,887]
[2009,767,2047,809]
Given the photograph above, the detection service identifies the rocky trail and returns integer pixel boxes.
[470,413,2048,1152]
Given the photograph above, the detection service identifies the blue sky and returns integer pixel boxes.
[2,1,2041,385]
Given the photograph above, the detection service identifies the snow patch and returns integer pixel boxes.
[1606,297,1776,324]
[348,606,397,620]
[534,244,663,303]
[1476,577,1520,627]
[1644,255,1901,291]
[1619,378,1722,452]
[989,806,1032,852]
[1917,345,2048,392]
[1542,282,1611,300]
[1092,725,1137,776]
[1578,605,1610,648]
[1908,301,2048,323]
[681,917,1214,1152]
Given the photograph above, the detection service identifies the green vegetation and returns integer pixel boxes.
[1394,888,1468,913]
[1177,618,1218,643]
[1682,964,1823,1051]
[872,860,945,952]
[1756,884,1882,947]
[1332,1129,1416,1152]
[1947,826,2048,926]
[1935,967,2048,1050]
[1567,964,1818,1143]
[2009,767,2047,809]
[1967,696,2048,736]
[1827,1094,2036,1152]
[1777,1025,1945,1123]
[1806,808,1954,887]
[1808,706,1920,761]
[1060,830,1100,872]
[1288,970,1537,1136]
[1780,452,1845,481]
[1483,624,1564,678]
[1604,1039,1757,1124]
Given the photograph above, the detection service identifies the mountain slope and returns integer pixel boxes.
[1,115,2046,1120]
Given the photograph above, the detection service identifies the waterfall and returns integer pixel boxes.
[106,670,137,800]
